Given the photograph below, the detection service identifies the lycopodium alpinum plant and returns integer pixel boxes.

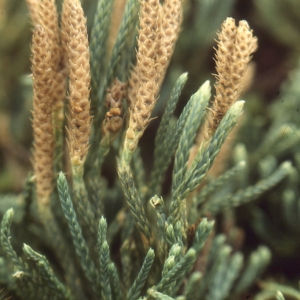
[0,0,294,299]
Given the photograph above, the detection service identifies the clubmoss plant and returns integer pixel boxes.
[0,0,297,299]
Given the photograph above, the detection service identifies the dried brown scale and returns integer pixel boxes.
[125,0,182,158]
[35,0,68,116]
[67,0,91,165]
[60,0,71,72]
[189,19,257,165]
[38,0,60,70]
[161,0,181,54]
[102,113,123,144]
[101,79,127,142]
[128,69,139,108]
[205,18,257,139]
[157,0,182,89]
[128,0,159,133]
[106,79,127,110]
[31,25,54,201]
[51,72,67,112]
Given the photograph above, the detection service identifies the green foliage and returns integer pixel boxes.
[90,0,114,108]
[172,80,211,197]
[150,73,188,196]
[127,248,155,300]
[57,173,100,295]
[1,0,300,299]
